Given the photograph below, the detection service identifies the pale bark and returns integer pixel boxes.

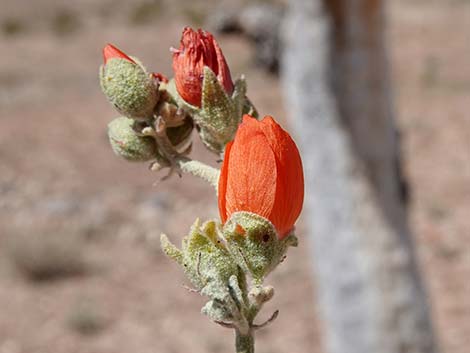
[281,1,437,353]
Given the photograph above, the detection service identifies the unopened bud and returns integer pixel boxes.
[100,44,158,120]
[108,117,157,161]
[172,27,233,108]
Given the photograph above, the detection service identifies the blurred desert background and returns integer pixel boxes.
[0,0,469,352]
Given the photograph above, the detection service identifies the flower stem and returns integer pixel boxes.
[235,330,254,353]
[176,157,220,190]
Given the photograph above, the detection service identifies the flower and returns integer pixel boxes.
[218,115,304,238]
[103,43,135,64]
[172,27,234,107]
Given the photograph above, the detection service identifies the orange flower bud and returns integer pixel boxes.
[102,43,135,64]
[218,115,304,239]
[172,27,234,107]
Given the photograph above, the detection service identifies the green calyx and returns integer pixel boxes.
[161,220,248,326]
[107,116,157,162]
[199,67,242,153]
[100,58,158,120]
[169,68,258,155]
[161,219,239,290]
[223,212,298,283]
[160,213,296,337]
[160,214,297,290]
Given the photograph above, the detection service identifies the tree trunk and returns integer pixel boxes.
[281,1,437,353]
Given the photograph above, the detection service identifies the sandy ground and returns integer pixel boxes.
[0,0,468,352]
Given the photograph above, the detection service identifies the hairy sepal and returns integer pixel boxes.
[223,211,298,283]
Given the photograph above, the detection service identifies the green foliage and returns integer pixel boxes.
[161,214,297,337]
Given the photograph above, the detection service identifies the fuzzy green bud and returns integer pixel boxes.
[100,57,158,120]
[108,117,157,161]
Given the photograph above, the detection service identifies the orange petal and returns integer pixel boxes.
[224,116,277,220]
[103,44,135,64]
[213,36,234,95]
[260,116,304,237]
[218,140,233,223]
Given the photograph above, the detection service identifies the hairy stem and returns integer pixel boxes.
[235,330,254,353]
[176,157,220,190]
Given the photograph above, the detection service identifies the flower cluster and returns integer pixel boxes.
[99,26,304,353]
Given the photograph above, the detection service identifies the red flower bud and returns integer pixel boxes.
[218,115,304,238]
[172,27,234,107]
[103,44,135,64]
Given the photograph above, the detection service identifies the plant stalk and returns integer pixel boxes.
[235,329,254,353]
[176,157,220,190]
